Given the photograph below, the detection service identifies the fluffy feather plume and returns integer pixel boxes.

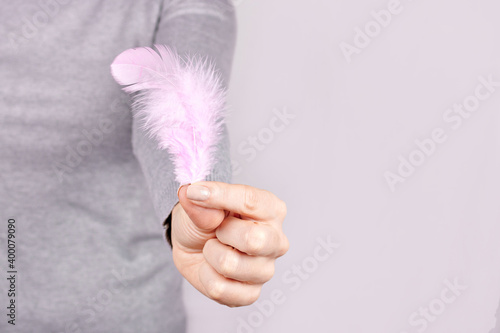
[110,45,226,185]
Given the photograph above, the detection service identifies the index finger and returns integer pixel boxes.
[185,181,287,222]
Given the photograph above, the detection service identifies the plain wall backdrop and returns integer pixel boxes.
[183,1,500,332]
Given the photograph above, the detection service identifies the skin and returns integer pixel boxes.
[171,181,289,307]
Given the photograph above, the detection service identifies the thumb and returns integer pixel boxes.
[178,184,226,231]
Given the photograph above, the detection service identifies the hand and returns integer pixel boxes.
[171,181,289,307]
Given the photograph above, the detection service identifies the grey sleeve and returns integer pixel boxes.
[131,0,237,224]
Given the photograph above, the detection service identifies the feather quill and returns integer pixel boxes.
[110,45,226,185]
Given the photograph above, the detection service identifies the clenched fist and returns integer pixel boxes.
[171,181,289,307]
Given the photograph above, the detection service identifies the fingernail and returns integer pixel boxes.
[177,183,190,197]
[186,185,210,201]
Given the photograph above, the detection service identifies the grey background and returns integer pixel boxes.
[184,0,500,332]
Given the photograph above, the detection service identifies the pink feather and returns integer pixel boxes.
[110,45,226,185]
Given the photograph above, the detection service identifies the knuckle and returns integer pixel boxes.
[218,250,239,277]
[243,186,259,213]
[261,263,275,283]
[205,279,225,301]
[279,235,290,257]
[245,226,267,254]
[278,199,287,217]
[245,287,262,305]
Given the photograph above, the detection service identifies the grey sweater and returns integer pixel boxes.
[0,1,235,332]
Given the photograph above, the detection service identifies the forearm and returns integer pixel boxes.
[132,0,237,233]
